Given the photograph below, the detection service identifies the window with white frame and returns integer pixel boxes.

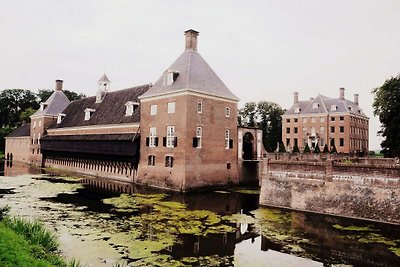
[195,127,202,148]
[38,133,41,145]
[197,101,203,114]
[165,156,174,167]
[311,117,316,123]
[33,121,36,128]
[164,72,174,86]
[225,107,231,117]
[225,129,230,149]
[125,101,139,116]
[166,126,175,148]
[149,127,157,147]
[84,108,95,121]
[331,105,337,111]
[167,102,175,114]
[33,133,36,144]
[320,117,325,123]
[150,105,157,116]
[38,120,42,127]
[57,113,66,124]
[148,155,155,166]
[312,103,319,109]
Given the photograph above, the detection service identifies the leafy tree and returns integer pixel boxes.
[20,108,36,123]
[313,145,321,154]
[323,144,329,153]
[292,144,300,153]
[303,143,311,153]
[278,141,286,153]
[238,101,285,152]
[330,144,337,154]
[0,89,39,127]
[0,126,16,152]
[372,74,400,157]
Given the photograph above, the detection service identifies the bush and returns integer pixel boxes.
[323,144,329,153]
[292,144,300,153]
[278,141,286,153]
[330,144,337,154]
[303,143,311,153]
[313,145,321,154]
[0,205,10,220]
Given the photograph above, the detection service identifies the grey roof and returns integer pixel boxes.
[140,50,239,101]
[98,73,111,83]
[32,91,70,117]
[285,94,368,117]
[7,123,31,138]
[51,84,149,128]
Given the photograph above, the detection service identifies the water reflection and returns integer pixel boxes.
[0,165,399,266]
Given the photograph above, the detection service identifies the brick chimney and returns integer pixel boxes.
[184,29,199,51]
[294,92,299,104]
[55,79,63,91]
[339,87,345,100]
[354,94,359,105]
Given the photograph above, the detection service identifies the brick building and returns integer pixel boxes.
[282,88,369,153]
[5,29,241,191]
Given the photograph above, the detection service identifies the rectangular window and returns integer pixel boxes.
[340,126,344,133]
[197,101,203,113]
[340,138,344,147]
[286,118,290,123]
[38,133,41,145]
[302,127,307,134]
[38,120,42,127]
[33,121,36,128]
[167,102,175,114]
[294,127,298,134]
[294,118,298,123]
[150,105,157,115]
[320,117,325,123]
[331,117,335,122]
[286,138,290,146]
[302,118,307,123]
[320,126,325,134]
[165,156,174,167]
[311,117,316,123]
[286,127,290,134]
[195,127,202,148]
[225,129,230,149]
[320,138,325,147]
[148,155,155,166]
[340,116,344,121]
[225,107,231,118]
[149,127,157,147]
[331,126,335,133]
[166,126,175,148]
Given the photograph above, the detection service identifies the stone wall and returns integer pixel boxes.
[259,157,400,224]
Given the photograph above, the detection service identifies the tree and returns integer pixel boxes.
[372,74,400,157]
[0,126,16,152]
[0,89,39,127]
[303,143,311,153]
[20,108,36,123]
[323,144,329,153]
[278,141,286,153]
[313,145,321,154]
[292,144,300,153]
[238,101,285,152]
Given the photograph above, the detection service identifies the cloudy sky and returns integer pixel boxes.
[1,0,400,150]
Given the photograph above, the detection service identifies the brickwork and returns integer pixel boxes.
[260,157,400,224]
[4,137,31,163]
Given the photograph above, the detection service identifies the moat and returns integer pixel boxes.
[1,162,400,266]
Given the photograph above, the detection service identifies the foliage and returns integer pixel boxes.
[323,144,329,153]
[20,107,36,123]
[313,145,321,154]
[278,141,286,153]
[0,126,16,152]
[372,74,400,157]
[0,205,10,220]
[303,143,311,153]
[292,144,300,153]
[238,101,285,152]
[330,144,337,154]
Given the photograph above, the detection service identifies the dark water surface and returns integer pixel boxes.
[1,162,400,266]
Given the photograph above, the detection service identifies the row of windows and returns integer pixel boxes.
[150,102,231,117]
[286,137,345,148]
[350,117,368,124]
[146,127,234,149]
[350,126,368,135]
[148,155,174,167]
[286,116,347,124]
[32,133,41,144]
[32,120,42,128]
[350,138,368,149]
[286,125,363,135]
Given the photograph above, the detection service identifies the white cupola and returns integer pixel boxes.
[96,73,111,103]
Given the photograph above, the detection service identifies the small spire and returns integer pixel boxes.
[98,73,111,83]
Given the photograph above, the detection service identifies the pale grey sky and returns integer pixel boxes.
[1,0,400,150]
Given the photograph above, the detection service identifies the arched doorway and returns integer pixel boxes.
[242,132,254,160]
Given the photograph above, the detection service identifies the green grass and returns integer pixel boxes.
[0,206,80,267]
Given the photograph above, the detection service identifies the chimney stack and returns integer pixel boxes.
[354,94,359,105]
[184,29,199,51]
[55,79,63,91]
[339,87,345,100]
[294,92,299,104]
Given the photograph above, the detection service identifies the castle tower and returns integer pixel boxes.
[96,74,111,103]
[138,30,239,191]
[30,80,70,165]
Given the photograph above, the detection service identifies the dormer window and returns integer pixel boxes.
[330,105,337,111]
[125,101,139,116]
[349,106,353,111]
[312,103,319,109]
[163,70,179,86]
[57,113,66,124]
[84,108,95,121]
[40,103,48,111]
[294,107,301,113]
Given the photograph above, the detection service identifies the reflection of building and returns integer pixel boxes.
[282,88,369,153]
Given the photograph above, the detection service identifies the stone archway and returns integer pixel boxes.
[242,132,254,160]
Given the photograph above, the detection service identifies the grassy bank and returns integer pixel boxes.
[0,206,79,267]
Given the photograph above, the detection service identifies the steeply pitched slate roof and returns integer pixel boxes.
[32,91,70,117]
[7,123,31,137]
[285,94,368,117]
[52,84,150,128]
[140,50,239,101]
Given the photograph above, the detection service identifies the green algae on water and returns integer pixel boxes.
[389,247,400,257]
[332,224,374,232]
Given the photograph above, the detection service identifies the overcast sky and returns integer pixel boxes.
[1,0,400,150]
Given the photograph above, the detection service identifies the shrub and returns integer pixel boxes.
[330,144,338,154]
[292,144,300,153]
[278,141,286,153]
[303,143,311,153]
[323,144,329,153]
[313,145,321,154]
